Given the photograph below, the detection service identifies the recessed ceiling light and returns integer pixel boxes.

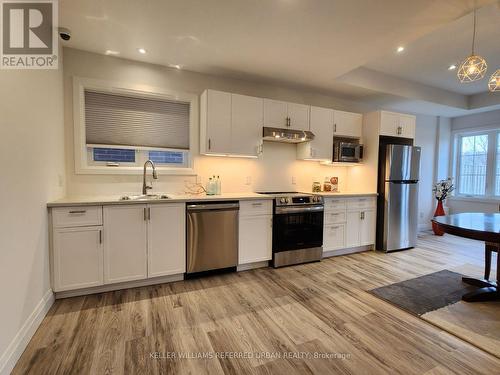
[137,48,147,54]
[448,64,457,71]
[105,50,120,56]
[396,46,405,53]
[168,64,182,70]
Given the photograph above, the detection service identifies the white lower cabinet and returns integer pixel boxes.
[53,226,103,291]
[239,213,272,265]
[148,203,186,277]
[323,223,345,250]
[103,205,148,284]
[323,196,376,254]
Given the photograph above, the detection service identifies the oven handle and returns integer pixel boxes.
[275,205,324,214]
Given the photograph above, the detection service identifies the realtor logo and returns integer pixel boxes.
[1,0,58,69]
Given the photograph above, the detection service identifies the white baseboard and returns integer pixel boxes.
[323,245,373,258]
[237,261,269,271]
[419,223,432,232]
[0,289,54,375]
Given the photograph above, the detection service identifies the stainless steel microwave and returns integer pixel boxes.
[333,141,364,163]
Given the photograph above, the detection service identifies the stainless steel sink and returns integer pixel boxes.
[119,194,170,201]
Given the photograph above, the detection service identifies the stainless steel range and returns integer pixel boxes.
[259,192,324,268]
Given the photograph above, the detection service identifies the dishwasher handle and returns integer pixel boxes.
[187,202,239,211]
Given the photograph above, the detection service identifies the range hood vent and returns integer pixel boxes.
[262,127,314,144]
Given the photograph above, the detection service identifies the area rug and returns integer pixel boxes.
[369,269,500,358]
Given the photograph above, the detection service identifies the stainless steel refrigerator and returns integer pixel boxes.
[379,144,421,252]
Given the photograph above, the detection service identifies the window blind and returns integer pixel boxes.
[84,90,190,150]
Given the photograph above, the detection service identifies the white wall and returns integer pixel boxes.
[414,115,439,230]
[63,48,372,196]
[446,108,500,214]
[0,66,65,372]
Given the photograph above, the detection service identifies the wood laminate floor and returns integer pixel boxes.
[13,233,500,374]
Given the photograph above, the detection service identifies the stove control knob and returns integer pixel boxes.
[286,198,291,203]
[280,198,286,204]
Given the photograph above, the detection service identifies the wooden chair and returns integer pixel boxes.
[485,242,499,281]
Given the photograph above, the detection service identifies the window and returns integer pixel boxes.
[454,129,500,197]
[457,134,488,195]
[73,77,196,174]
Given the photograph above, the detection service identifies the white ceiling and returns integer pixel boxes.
[365,3,500,95]
[59,0,499,116]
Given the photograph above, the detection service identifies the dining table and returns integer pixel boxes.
[431,213,499,302]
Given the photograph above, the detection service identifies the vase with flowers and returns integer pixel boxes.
[432,178,454,235]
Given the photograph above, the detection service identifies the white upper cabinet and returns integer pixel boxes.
[148,203,186,278]
[297,106,333,160]
[263,99,310,130]
[200,89,232,154]
[231,94,263,156]
[333,110,362,138]
[263,99,288,128]
[380,111,416,139]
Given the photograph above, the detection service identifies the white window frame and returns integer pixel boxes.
[73,76,197,175]
[451,125,499,199]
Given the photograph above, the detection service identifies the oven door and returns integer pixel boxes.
[273,206,324,252]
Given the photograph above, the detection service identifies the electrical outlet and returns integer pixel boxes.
[245,176,252,185]
[291,176,297,185]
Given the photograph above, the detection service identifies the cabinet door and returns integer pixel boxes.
[231,94,263,156]
[239,215,272,264]
[323,223,345,251]
[333,110,362,138]
[206,90,232,153]
[53,227,103,291]
[103,205,147,284]
[400,114,416,139]
[304,106,334,160]
[380,111,400,137]
[360,210,376,246]
[287,103,310,130]
[345,211,361,248]
[148,203,186,277]
[263,99,288,128]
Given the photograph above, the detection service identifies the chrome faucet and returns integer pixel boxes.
[142,160,158,195]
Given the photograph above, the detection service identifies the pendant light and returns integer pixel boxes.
[488,69,500,92]
[457,7,487,83]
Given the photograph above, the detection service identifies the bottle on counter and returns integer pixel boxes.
[312,181,322,192]
[323,177,332,192]
[216,175,221,195]
[206,177,215,195]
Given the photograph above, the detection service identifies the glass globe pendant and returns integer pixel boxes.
[457,7,487,83]
[488,69,500,92]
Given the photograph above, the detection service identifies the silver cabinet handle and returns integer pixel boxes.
[144,207,147,221]
[99,229,102,244]
[148,207,151,221]
[330,225,339,229]
[69,210,86,214]
[334,123,337,133]
[252,202,263,206]
[208,138,211,150]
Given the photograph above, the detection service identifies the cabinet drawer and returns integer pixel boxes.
[52,206,103,228]
[324,211,346,224]
[324,198,346,211]
[323,223,345,251]
[240,200,272,216]
[346,197,376,210]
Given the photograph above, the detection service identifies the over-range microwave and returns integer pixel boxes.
[333,141,364,163]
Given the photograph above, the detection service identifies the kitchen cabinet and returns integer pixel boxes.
[239,200,272,265]
[297,106,333,161]
[103,205,148,284]
[53,226,103,291]
[263,99,310,130]
[323,196,376,253]
[380,111,416,139]
[231,93,263,156]
[148,203,186,278]
[200,90,262,157]
[200,89,232,154]
[333,110,362,138]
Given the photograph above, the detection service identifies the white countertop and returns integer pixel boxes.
[47,192,272,208]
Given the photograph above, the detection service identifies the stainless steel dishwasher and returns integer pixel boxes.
[186,201,239,276]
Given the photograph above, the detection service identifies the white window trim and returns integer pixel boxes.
[451,126,499,198]
[73,76,197,175]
